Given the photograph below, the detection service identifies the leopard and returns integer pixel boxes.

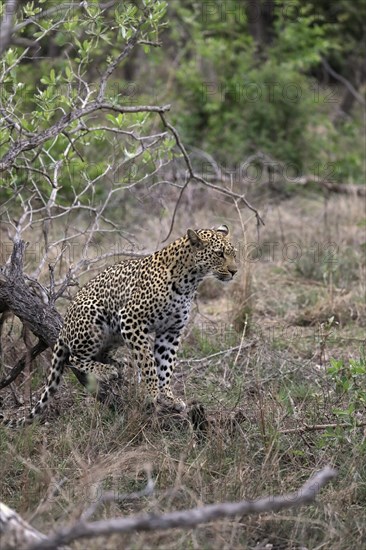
[1,224,237,427]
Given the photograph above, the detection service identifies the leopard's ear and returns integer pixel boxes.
[216,224,229,236]
[187,229,205,250]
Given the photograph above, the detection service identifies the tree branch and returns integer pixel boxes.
[159,113,265,241]
[293,175,366,196]
[0,240,63,347]
[97,26,140,103]
[0,103,170,173]
[322,57,365,107]
[0,502,46,550]
[20,467,336,550]
[280,421,366,435]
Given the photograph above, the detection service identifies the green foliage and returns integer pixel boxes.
[157,0,364,182]
[327,354,366,421]
[0,0,364,211]
[270,1,331,70]
[0,0,170,206]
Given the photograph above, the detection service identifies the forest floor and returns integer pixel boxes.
[0,191,365,549]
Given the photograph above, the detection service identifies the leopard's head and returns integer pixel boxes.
[187,224,238,281]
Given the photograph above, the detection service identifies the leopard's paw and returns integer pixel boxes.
[158,393,186,412]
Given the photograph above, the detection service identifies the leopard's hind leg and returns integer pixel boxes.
[69,355,121,409]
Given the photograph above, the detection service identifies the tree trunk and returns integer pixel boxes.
[0,240,63,387]
[246,0,275,47]
[0,240,63,347]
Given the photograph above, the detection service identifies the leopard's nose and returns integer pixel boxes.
[228,267,237,277]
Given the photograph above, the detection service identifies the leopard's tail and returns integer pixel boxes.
[0,339,69,428]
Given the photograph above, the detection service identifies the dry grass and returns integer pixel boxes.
[0,192,365,549]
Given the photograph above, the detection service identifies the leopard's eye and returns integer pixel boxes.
[215,249,225,258]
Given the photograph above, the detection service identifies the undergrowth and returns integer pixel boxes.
[0,194,365,549]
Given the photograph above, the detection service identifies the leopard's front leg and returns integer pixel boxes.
[154,329,186,411]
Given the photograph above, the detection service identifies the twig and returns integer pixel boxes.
[322,57,365,106]
[280,421,366,435]
[25,467,336,550]
[161,174,190,242]
[97,28,140,102]
[138,39,162,47]
[0,339,48,389]
[53,268,78,304]
[158,113,265,241]
[179,343,252,364]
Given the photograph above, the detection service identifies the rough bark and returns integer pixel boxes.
[0,240,63,388]
[0,240,63,347]
[0,278,62,346]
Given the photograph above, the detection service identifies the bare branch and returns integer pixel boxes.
[158,113,265,240]
[52,268,78,305]
[280,422,366,435]
[0,501,46,550]
[23,467,336,550]
[0,339,47,389]
[169,149,365,195]
[322,57,365,107]
[138,39,162,47]
[292,175,366,196]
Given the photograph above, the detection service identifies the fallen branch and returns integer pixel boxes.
[15,467,336,550]
[0,502,47,550]
[280,421,366,435]
[291,175,366,196]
